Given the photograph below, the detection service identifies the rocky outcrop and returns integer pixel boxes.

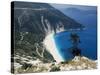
[12,56,97,74]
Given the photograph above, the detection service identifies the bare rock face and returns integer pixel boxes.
[59,56,97,71]
[13,56,97,74]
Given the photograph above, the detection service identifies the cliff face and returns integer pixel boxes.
[13,2,83,34]
[12,2,83,63]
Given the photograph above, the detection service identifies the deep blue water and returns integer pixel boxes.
[54,27,97,61]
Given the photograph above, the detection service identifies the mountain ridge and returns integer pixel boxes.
[12,2,83,63]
